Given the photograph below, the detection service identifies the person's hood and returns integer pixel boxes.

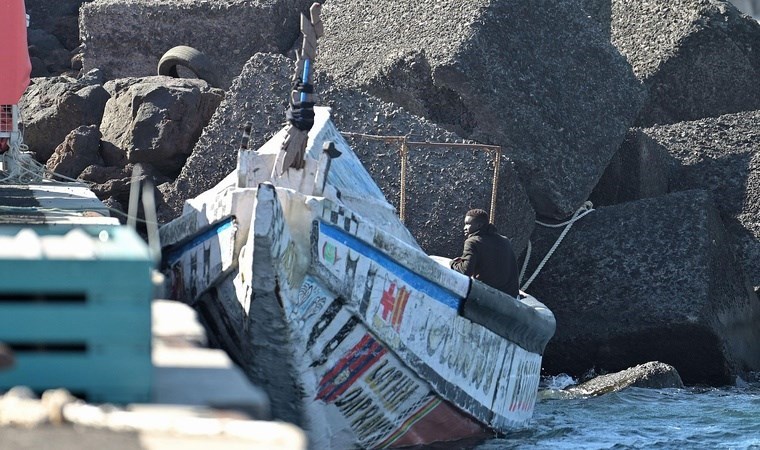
[468,222,497,237]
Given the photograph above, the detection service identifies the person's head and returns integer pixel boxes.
[464,209,489,237]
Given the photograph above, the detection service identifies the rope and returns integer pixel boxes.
[490,148,501,222]
[520,201,595,292]
[0,107,90,186]
[399,137,408,223]
[0,108,160,241]
[0,138,43,184]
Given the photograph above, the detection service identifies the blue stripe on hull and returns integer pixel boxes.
[319,222,461,310]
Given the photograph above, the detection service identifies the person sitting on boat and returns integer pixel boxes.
[450,208,519,297]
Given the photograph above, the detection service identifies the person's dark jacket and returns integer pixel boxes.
[450,224,519,297]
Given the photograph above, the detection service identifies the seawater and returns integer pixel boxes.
[471,375,760,450]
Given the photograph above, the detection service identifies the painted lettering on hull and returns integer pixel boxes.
[313,219,539,426]
[292,275,490,448]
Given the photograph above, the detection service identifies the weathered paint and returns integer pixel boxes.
[492,349,542,427]
[0,183,118,225]
[0,0,31,105]
[164,218,237,302]
[317,197,471,298]
[0,225,153,403]
[312,218,536,428]
[287,275,484,449]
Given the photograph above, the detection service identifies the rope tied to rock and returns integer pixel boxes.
[519,201,595,292]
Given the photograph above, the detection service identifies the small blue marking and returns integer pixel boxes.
[319,222,461,310]
[166,218,234,265]
[301,59,311,103]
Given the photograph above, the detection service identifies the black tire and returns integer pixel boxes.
[157,45,221,88]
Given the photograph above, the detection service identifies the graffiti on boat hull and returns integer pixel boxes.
[311,204,541,429]
[287,275,484,448]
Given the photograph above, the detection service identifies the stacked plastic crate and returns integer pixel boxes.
[0,225,154,403]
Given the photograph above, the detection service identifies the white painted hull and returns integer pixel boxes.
[160,108,555,448]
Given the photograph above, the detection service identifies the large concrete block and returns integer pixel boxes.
[523,189,760,385]
[161,53,535,258]
[643,110,760,289]
[79,0,313,88]
[611,0,760,126]
[728,0,760,18]
[589,128,673,207]
[317,0,646,220]
[25,0,86,49]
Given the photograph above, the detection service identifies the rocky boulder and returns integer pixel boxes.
[26,29,75,78]
[318,0,646,220]
[567,361,684,396]
[19,70,110,162]
[25,0,85,50]
[45,125,103,180]
[611,0,760,126]
[589,128,673,207]
[82,163,170,221]
[524,189,760,385]
[99,76,223,177]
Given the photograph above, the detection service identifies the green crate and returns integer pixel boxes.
[0,225,154,403]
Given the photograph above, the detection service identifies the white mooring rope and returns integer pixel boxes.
[0,134,44,184]
[519,201,595,292]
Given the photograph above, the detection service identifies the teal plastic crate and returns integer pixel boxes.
[0,225,154,403]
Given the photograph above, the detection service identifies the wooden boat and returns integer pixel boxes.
[158,3,554,448]
[159,102,556,447]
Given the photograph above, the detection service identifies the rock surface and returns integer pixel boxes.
[318,0,647,220]
[567,361,684,396]
[611,0,760,126]
[79,0,314,89]
[100,76,223,177]
[19,70,109,162]
[524,190,760,385]
[589,128,673,207]
[644,111,760,289]
[25,0,85,50]
[46,125,104,179]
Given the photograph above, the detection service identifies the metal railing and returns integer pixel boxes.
[341,132,503,223]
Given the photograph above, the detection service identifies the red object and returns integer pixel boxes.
[0,0,31,105]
